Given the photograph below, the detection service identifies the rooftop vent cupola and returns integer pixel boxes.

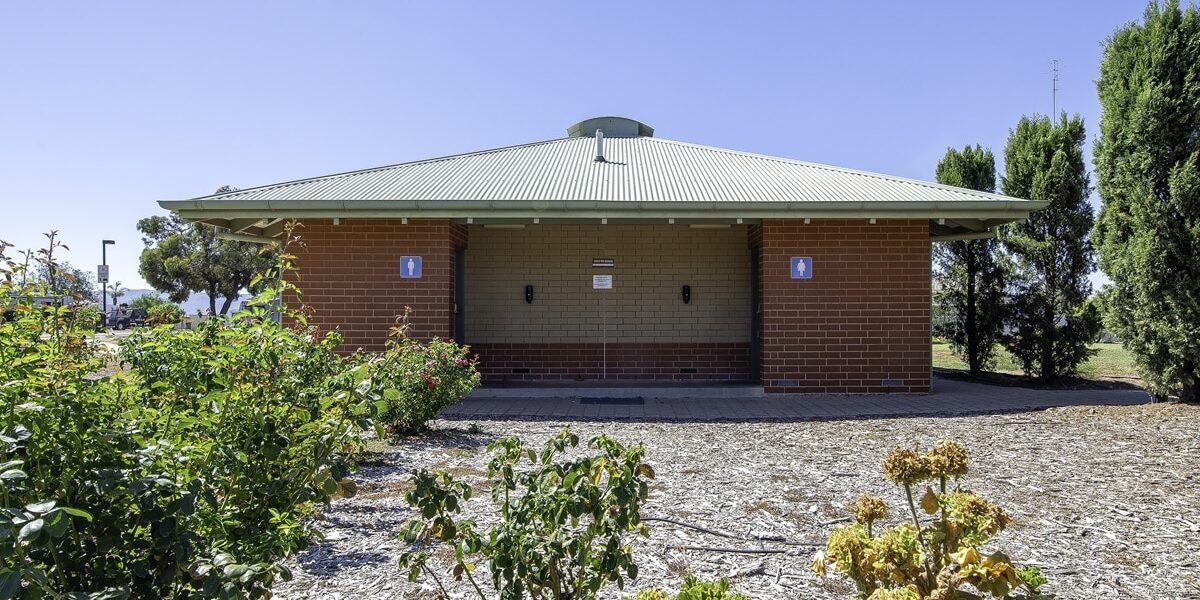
[567,116,654,138]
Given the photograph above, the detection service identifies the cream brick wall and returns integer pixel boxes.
[463,225,752,343]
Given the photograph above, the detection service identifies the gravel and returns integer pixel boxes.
[273,402,1200,599]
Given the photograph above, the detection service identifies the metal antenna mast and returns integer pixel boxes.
[1051,59,1060,117]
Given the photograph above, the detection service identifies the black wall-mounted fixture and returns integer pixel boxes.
[525,284,534,304]
[682,285,691,304]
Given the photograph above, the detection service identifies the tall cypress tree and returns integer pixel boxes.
[933,146,1006,374]
[1000,115,1101,380]
[1094,1,1200,401]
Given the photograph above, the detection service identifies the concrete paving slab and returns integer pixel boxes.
[442,376,1151,422]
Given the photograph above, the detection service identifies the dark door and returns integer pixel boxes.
[454,247,465,342]
[749,248,761,382]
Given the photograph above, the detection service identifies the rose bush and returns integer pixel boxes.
[354,311,480,435]
[1,232,378,598]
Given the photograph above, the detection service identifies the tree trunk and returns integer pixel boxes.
[219,295,235,315]
[1180,383,1199,404]
[207,286,218,315]
[1041,302,1055,382]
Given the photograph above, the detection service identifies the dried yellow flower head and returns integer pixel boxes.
[850,494,889,525]
[945,490,1012,537]
[882,447,930,485]
[924,440,969,479]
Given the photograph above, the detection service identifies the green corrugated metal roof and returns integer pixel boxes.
[160,119,1045,239]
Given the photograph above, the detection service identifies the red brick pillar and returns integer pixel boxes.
[287,218,455,351]
[759,219,931,393]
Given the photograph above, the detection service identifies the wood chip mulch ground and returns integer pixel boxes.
[274,402,1199,599]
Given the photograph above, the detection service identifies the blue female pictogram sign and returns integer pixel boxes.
[790,256,812,279]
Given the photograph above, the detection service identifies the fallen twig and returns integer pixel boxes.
[644,516,740,540]
[646,515,821,547]
[666,545,790,554]
[818,517,852,526]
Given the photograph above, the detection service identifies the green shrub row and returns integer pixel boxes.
[0,235,479,598]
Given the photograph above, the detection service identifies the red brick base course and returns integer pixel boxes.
[469,342,752,382]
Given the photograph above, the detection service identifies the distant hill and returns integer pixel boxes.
[109,288,249,315]
[180,292,250,315]
[100,288,156,306]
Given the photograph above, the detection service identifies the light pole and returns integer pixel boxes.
[100,240,115,320]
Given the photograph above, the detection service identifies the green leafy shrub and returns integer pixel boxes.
[146,301,184,325]
[70,302,103,331]
[356,311,480,434]
[127,293,184,324]
[813,441,1053,600]
[129,292,169,312]
[1,231,378,598]
[628,576,748,599]
[399,428,654,599]
[115,315,371,585]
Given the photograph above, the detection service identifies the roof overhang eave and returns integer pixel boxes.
[930,230,999,242]
[159,198,1048,222]
[214,229,275,244]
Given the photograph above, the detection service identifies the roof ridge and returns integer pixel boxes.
[191,137,576,201]
[643,137,1018,203]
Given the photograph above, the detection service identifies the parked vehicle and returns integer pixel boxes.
[106,305,148,330]
[3,295,70,322]
[3,296,104,331]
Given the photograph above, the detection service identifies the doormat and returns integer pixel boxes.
[579,396,645,405]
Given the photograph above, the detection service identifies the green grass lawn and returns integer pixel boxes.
[932,342,1140,381]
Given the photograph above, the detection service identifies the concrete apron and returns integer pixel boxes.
[470,384,766,400]
[449,377,1150,422]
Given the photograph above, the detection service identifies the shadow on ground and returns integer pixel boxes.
[296,545,391,576]
[932,367,1144,391]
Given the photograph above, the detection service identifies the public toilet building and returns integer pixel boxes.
[161,117,1044,393]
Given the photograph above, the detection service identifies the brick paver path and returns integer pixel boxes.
[440,376,1149,422]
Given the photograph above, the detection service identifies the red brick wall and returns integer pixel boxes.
[759,219,930,393]
[286,217,931,393]
[288,218,453,350]
[471,342,752,382]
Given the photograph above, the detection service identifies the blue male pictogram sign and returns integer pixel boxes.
[790,256,813,279]
[400,256,422,278]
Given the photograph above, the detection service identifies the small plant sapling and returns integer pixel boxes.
[627,576,748,600]
[399,428,654,600]
[813,441,1054,599]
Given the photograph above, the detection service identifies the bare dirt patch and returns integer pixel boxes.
[274,403,1200,599]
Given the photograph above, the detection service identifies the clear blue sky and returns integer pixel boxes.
[2,1,1147,289]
